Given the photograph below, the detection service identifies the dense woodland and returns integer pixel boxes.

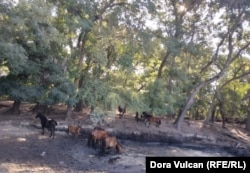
[0,0,250,130]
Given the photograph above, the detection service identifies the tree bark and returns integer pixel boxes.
[218,101,226,128]
[5,100,21,114]
[74,99,84,112]
[174,74,222,130]
[204,95,216,123]
[66,105,73,120]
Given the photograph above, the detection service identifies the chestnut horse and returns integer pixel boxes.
[88,127,109,149]
[67,123,81,138]
[146,116,161,127]
[101,136,123,154]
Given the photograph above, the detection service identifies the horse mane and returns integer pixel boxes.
[36,112,48,122]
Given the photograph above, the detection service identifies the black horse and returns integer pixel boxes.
[118,105,126,118]
[36,113,57,139]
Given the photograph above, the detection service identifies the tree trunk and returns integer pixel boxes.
[5,100,21,114]
[174,91,196,130]
[66,105,73,120]
[157,52,170,79]
[173,41,235,130]
[211,108,216,123]
[204,95,216,124]
[74,99,84,112]
[174,74,222,130]
[218,102,226,128]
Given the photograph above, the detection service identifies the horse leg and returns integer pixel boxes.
[93,139,97,149]
[50,126,55,139]
[42,127,45,135]
[101,139,106,153]
[50,128,53,138]
[87,135,92,147]
[52,128,55,139]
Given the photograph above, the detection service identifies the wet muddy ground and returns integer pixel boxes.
[0,117,249,173]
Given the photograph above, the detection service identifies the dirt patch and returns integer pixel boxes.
[1,101,250,172]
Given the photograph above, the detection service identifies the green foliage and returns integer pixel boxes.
[0,43,28,75]
[0,77,43,102]
[0,0,75,107]
[0,0,249,123]
[89,108,115,125]
[79,79,108,109]
[104,92,121,110]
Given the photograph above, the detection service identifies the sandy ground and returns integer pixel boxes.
[1,101,250,173]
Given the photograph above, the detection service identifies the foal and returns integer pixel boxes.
[36,113,58,139]
[67,122,81,138]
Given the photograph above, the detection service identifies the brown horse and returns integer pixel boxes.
[101,136,123,154]
[146,116,161,127]
[88,127,109,149]
[67,123,81,138]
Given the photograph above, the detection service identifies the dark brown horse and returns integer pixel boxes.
[142,111,153,120]
[118,105,126,118]
[36,113,57,139]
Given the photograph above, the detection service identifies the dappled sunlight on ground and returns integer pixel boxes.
[16,137,27,142]
[0,163,55,173]
[229,127,250,145]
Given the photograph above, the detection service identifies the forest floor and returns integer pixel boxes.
[0,100,250,173]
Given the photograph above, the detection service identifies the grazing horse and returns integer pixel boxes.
[135,112,144,122]
[146,116,161,127]
[101,136,123,154]
[88,127,109,149]
[36,113,57,139]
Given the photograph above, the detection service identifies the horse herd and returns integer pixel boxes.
[35,108,162,154]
